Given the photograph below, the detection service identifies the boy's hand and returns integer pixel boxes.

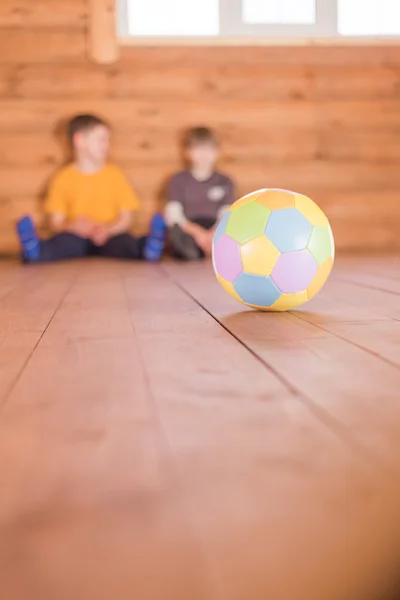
[91,225,111,247]
[203,230,214,258]
[194,229,213,258]
[70,217,96,239]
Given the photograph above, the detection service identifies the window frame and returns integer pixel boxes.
[117,0,400,45]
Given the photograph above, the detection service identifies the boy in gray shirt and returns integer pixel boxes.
[165,127,235,260]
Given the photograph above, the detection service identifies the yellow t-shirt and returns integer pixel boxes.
[45,163,140,224]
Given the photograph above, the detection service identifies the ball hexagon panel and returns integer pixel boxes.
[212,234,243,283]
[216,273,243,303]
[225,202,270,244]
[255,189,296,211]
[213,211,231,245]
[272,250,318,294]
[234,273,281,308]
[230,189,265,210]
[240,235,280,277]
[295,194,328,227]
[307,256,333,300]
[265,208,313,253]
[307,225,333,265]
[269,290,309,312]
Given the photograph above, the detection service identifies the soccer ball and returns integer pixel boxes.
[212,189,334,311]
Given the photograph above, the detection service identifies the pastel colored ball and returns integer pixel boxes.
[212,189,334,311]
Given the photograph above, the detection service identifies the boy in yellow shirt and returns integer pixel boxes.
[17,114,166,262]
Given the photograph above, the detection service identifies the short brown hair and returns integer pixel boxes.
[183,126,218,148]
[67,114,108,142]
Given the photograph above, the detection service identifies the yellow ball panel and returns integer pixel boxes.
[255,189,295,211]
[295,194,328,227]
[242,303,273,312]
[230,189,266,210]
[328,225,335,260]
[216,274,245,304]
[240,235,280,276]
[307,256,333,300]
[269,291,309,312]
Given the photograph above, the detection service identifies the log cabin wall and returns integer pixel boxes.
[1,0,400,252]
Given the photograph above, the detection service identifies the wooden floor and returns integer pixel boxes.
[0,256,400,600]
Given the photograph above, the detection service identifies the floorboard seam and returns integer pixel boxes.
[0,267,80,413]
[293,311,400,371]
[336,276,400,297]
[121,267,217,598]
[161,265,388,468]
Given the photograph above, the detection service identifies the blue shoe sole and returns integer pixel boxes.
[144,214,167,262]
[16,216,41,261]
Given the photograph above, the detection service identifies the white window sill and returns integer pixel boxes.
[119,35,400,46]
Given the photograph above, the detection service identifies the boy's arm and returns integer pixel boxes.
[213,178,236,226]
[166,175,217,257]
[108,168,139,235]
[49,213,94,237]
[45,172,68,233]
[48,213,68,233]
[46,171,96,237]
[107,209,132,236]
[199,178,236,257]
[197,178,235,252]
[165,201,205,236]
[90,168,138,245]
[91,209,132,246]
[165,176,208,239]
[165,201,211,258]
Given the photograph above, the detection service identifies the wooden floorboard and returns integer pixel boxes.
[296,277,400,368]
[0,262,77,408]
[340,272,400,296]
[124,263,398,600]
[0,261,209,600]
[334,256,400,295]
[0,258,398,600]
[165,261,400,468]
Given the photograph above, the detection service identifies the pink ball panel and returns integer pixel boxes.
[272,250,318,293]
[213,235,243,283]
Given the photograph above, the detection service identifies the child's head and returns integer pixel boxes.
[183,127,219,173]
[67,114,110,166]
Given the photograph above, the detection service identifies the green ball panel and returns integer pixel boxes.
[226,202,270,244]
[307,226,333,265]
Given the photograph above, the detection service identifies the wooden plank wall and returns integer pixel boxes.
[0,0,400,252]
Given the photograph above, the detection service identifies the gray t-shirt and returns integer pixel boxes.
[167,170,235,223]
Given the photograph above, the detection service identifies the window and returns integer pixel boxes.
[126,0,219,36]
[118,0,400,40]
[338,0,400,36]
[242,0,316,25]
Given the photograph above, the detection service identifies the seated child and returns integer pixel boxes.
[165,126,235,260]
[17,114,166,263]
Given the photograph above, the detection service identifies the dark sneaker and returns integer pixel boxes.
[169,224,203,260]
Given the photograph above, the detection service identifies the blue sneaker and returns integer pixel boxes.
[143,214,167,262]
[16,216,41,262]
